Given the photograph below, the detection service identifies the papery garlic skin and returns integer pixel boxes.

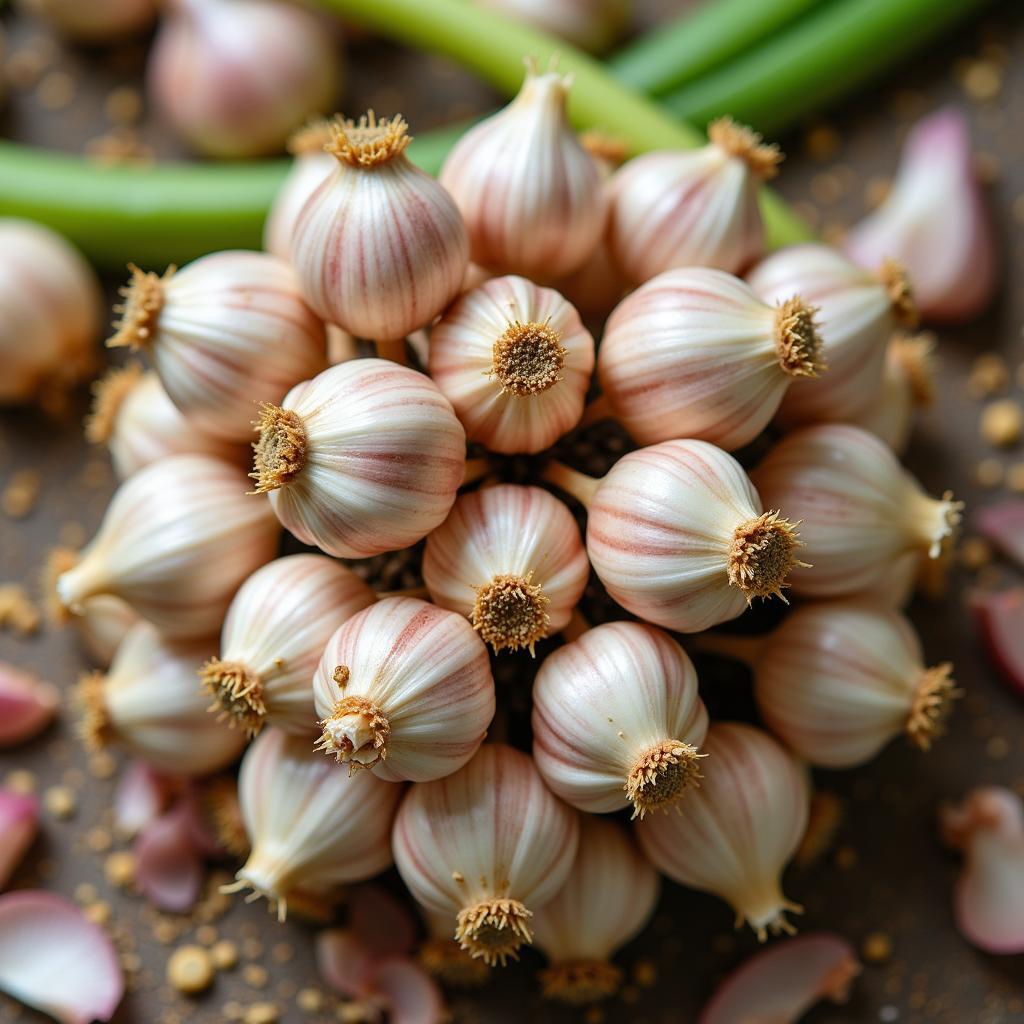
[533,622,708,817]
[599,267,823,450]
[78,622,245,777]
[637,722,810,940]
[234,728,402,917]
[149,0,340,158]
[440,67,606,280]
[751,424,961,601]
[293,113,469,341]
[476,0,628,52]
[608,118,780,285]
[748,243,916,425]
[108,251,327,443]
[312,597,494,782]
[0,791,38,889]
[0,219,102,405]
[423,484,588,654]
[393,743,579,966]
[251,359,465,559]
[428,277,595,454]
[532,817,659,1005]
[22,0,156,40]
[203,554,376,736]
[56,454,280,639]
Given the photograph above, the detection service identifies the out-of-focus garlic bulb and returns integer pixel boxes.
[419,909,491,988]
[202,555,376,737]
[751,424,962,601]
[422,484,589,654]
[393,744,579,966]
[292,113,469,343]
[533,622,708,818]
[20,0,156,40]
[748,243,917,425]
[533,817,659,1005]
[0,219,102,406]
[637,722,810,941]
[545,440,805,633]
[231,728,402,919]
[428,276,595,454]
[148,0,340,158]
[312,597,494,782]
[77,622,245,776]
[475,0,628,52]
[250,359,465,559]
[54,454,280,639]
[107,251,326,443]
[597,267,824,450]
[609,118,780,285]
[74,596,140,669]
[440,63,606,280]
[85,363,244,479]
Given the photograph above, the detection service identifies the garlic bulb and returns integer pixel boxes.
[231,728,402,919]
[107,251,327,443]
[20,0,156,41]
[533,622,709,817]
[86,363,245,479]
[0,218,102,405]
[312,597,494,781]
[598,267,824,450]
[748,243,917,425]
[423,484,589,655]
[475,0,628,52]
[533,817,659,1005]
[292,113,469,342]
[637,722,810,940]
[428,276,595,454]
[148,0,340,158]
[77,622,245,777]
[202,554,376,736]
[440,63,606,280]
[608,118,780,285]
[55,454,280,639]
[546,440,805,633]
[251,359,465,559]
[750,424,962,600]
[393,743,579,965]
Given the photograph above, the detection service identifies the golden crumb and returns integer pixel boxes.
[271,943,293,964]
[244,1003,280,1024]
[835,846,859,869]
[36,70,75,110]
[104,86,142,126]
[1006,463,1024,494]
[986,736,1010,760]
[211,940,239,971]
[967,352,1009,399]
[43,785,76,820]
[0,584,41,635]
[105,851,136,889]
[959,59,1002,101]
[803,123,841,162]
[85,901,112,926]
[86,827,113,853]
[863,932,894,963]
[243,964,268,990]
[5,769,37,794]
[195,925,218,946]
[167,946,214,995]
[2,470,41,519]
[981,399,1024,448]
[633,960,657,987]
[975,458,1004,489]
[959,537,993,571]
[296,988,324,1013]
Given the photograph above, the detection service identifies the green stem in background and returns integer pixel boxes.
[662,0,995,135]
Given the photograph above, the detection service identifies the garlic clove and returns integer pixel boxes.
[113,759,173,839]
[0,662,58,747]
[348,884,419,959]
[372,957,446,1024]
[0,790,38,890]
[972,588,1024,700]
[20,0,157,41]
[316,928,377,998]
[132,802,205,914]
[0,890,124,1024]
[845,107,997,326]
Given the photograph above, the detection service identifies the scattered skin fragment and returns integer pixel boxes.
[2,470,41,519]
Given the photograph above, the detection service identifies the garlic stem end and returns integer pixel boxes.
[455,898,533,966]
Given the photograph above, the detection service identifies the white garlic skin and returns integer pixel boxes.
[428,276,595,454]
[312,597,495,782]
[0,219,102,405]
[148,0,340,158]
[262,359,466,559]
[74,595,140,668]
[440,69,607,280]
[237,727,402,905]
[56,454,280,640]
[216,554,376,735]
[636,722,810,940]
[264,149,335,260]
[20,0,156,40]
[422,483,589,641]
[475,0,628,52]
[532,621,708,813]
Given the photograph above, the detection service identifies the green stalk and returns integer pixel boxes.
[663,0,995,134]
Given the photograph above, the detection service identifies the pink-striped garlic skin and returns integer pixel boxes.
[264,146,335,260]
[748,243,915,426]
[110,251,327,443]
[235,728,402,916]
[586,440,802,633]
[0,791,38,889]
[0,663,57,748]
[312,597,495,782]
[253,359,465,559]
[392,743,580,966]
[428,276,595,454]
[637,722,810,941]
[22,0,156,40]
[476,0,628,53]
[205,555,376,736]
[56,455,280,640]
[440,68,606,280]
[599,267,822,450]
[422,484,588,653]
[292,114,469,341]
[532,621,708,816]
[751,424,961,602]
